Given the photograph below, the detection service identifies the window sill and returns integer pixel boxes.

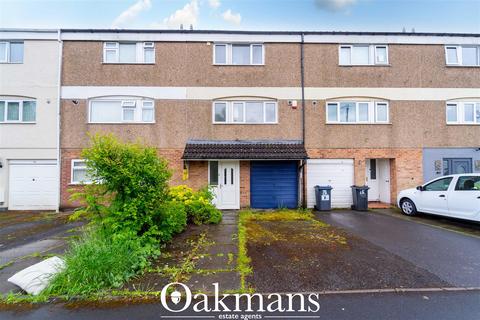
[212,64,265,67]
[212,122,278,125]
[102,62,156,65]
[0,122,36,124]
[445,65,480,68]
[0,62,23,64]
[339,64,391,67]
[87,122,156,124]
[325,122,392,125]
[446,123,480,126]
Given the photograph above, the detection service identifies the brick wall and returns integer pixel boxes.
[240,161,250,207]
[307,148,423,204]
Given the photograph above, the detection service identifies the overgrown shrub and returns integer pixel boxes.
[46,228,150,296]
[168,185,222,225]
[155,201,187,243]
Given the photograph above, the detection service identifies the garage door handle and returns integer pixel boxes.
[439,195,445,198]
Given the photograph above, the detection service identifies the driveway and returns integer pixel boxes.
[316,209,480,288]
[0,211,83,294]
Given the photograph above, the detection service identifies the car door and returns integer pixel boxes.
[417,177,453,214]
[447,175,480,220]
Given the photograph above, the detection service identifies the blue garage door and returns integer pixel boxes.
[250,161,298,209]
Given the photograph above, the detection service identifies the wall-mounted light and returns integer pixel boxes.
[0,160,3,168]
[71,100,79,105]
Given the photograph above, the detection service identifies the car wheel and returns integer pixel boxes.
[400,198,417,216]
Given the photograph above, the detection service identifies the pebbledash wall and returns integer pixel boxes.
[58,30,480,208]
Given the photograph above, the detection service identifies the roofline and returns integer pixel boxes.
[0,28,58,33]
[59,28,480,37]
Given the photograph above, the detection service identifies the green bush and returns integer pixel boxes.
[168,185,222,225]
[46,229,151,296]
[155,201,187,243]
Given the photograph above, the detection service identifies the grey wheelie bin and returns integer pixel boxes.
[351,185,369,211]
[314,185,333,211]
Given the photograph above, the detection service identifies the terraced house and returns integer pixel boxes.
[3,29,478,211]
[0,29,61,211]
[56,29,480,211]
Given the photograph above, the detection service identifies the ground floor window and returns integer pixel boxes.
[443,158,472,176]
[209,161,219,185]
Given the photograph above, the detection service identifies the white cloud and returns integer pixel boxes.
[222,9,241,25]
[314,0,356,11]
[112,0,152,28]
[208,0,221,9]
[161,0,199,29]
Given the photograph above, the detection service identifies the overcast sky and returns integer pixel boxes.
[0,0,479,33]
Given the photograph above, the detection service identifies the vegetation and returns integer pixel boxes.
[44,134,220,298]
[168,185,222,225]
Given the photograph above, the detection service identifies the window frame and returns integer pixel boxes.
[103,42,155,64]
[325,100,389,124]
[212,100,278,124]
[71,159,92,185]
[0,41,24,64]
[0,99,36,123]
[213,43,265,66]
[88,97,155,124]
[445,45,480,66]
[339,44,389,66]
[446,101,480,125]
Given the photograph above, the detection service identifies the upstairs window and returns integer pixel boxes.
[445,46,480,66]
[326,101,389,124]
[446,102,480,124]
[213,43,264,65]
[89,97,155,123]
[0,41,24,63]
[339,45,388,66]
[213,101,277,124]
[0,99,36,123]
[103,42,155,64]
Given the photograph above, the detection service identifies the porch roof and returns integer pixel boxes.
[182,140,308,160]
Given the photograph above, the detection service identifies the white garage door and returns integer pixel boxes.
[9,160,57,210]
[307,159,354,208]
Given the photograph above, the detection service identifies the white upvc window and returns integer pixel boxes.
[71,160,92,185]
[339,44,389,66]
[0,99,36,123]
[446,102,480,124]
[0,41,24,63]
[326,100,389,124]
[213,43,264,65]
[103,42,155,64]
[89,97,155,123]
[212,100,278,124]
[445,45,480,66]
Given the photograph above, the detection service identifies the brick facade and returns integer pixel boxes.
[240,161,251,207]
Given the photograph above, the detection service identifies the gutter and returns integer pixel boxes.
[55,29,63,213]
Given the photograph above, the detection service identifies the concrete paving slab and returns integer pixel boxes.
[186,271,241,293]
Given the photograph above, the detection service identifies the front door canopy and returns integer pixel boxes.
[182,140,307,160]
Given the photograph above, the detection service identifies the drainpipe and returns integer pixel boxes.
[55,29,63,213]
[300,33,307,208]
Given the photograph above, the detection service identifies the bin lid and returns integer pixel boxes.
[350,185,370,190]
[315,185,333,190]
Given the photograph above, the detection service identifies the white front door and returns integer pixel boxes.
[378,159,391,204]
[9,160,58,210]
[366,159,379,201]
[211,161,240,209]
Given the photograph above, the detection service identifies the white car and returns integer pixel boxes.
[397,174,480,222]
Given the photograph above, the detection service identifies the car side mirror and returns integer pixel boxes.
[416,186,424,191]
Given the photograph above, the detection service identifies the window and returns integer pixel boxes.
[0,41,24,63]
[445,46,480,66]
[455,176,480,191]
[213,101,278,124]
[0,99,36,123]
[214,43,264,65]
[209,161,219,186]
[424,177,453,191]
[71,160,92,184]
[103,42,155,63]
[89,98,155,123]
[369,159,377,180]
[446,102,480,125]
[326,100,389,124]
[339,44,388,65]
